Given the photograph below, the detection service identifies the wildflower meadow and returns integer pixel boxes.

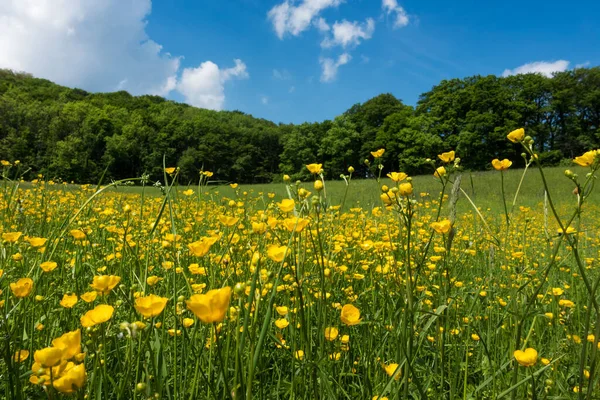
[2,129,600,399]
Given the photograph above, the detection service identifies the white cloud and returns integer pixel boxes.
[261,95,269,105]
[289,85,296,93]
[268,0,344,39]
[320,53,351,82]
[315,17,330,32]
[321,18,375,49]
[575,61,591,69]
[382,0,409,29]
[273,69,292,80]
[177,59,248,111]
[502,60,570,78]
[0,0,180,96]
[0,0,249,109]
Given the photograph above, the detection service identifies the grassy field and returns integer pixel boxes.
[1,147,600,399]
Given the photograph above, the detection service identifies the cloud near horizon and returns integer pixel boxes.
[0,0,247,110]
[502,60,570,78]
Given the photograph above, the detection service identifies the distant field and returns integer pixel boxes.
[89,165,598,214]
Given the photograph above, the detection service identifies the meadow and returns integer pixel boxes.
[1,130,600,399]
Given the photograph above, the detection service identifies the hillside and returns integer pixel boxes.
[0,67,599,183]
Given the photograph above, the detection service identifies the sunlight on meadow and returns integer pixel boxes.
[1,129,600,399]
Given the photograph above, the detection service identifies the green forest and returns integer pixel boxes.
[0,67,598,184]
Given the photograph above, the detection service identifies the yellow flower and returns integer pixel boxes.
[165,167,176,174]
[90,275,121,295]
[398,182,413,197]
[492,159,512,171]
[188,236,219,257]
[80,304,114,327]
[27,237,47,248]
[70,229,86,240]
[183,318,195,328]
[146,276,163,286]
[230,183,239,189]
[371,149,385,158]
[40,261,58,273]
[381,191,396,205]
[559,299,575,308]
[438,151,455,163]
[134,294,168,318]
[60,294,78,308]
[431,219,452,234]
[283,217,310,232]
[80,291,98,303]
[183,189,194,196]
[471,333,480,341]
[384,363,401,380]
[2,231,22,243]
[34,347,63,367]
[251,221,267,234]
[186,287,232,323]
[314,180,324,191]
[325,327,339,341]
[573,150,597,167]
[387,172,407,182]
[294,350,305,360]
[434,166,446,178]
[514,348,538,367]
[52,330,82,361]
[53,363,86,394]
[340,304,362,326]
[276,306,289,316]
[218,215,240,226]
[275,318,289,329]
[13,349,29,363]
[10,278,34,298]
[267,244,288,263]
[277,198,295,213]
[306,163,323,174]
[507,128,525,143]
[552,287,564,296]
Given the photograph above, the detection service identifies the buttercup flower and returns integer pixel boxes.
[277,199,295,213]
[431,219,452,234]
[90,275,121,295]
[10,278,34,298]
[34,347,63,368]
[306,163,323,174]
[514,348,538,367]
[53,363,86,393]
[267,244,288,263]
[325,327,339,341]
[573,150,597,167]
[507,128,525,143]
[340,304,361,326]
[371,149,385,158]
[387,172,407,182]
[60,294,78,308]
[134,294,168,318]
[186,287,232,323]
[81,304,114,327]
[438,151,455,163]
[492,159,512,171]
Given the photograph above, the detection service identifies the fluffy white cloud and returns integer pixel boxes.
[0,0,249,110]
[320,53,351,82]
[177,59,248,111]
[575,61,591,69]
[268,0,344,39]
[321,18,375,49]
[382,0,409,28]
[502,60,570,78]
[0,0,180,96]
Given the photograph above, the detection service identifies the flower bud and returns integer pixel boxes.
[348,166,354,173]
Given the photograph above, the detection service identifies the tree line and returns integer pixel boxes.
[0,67,598,184]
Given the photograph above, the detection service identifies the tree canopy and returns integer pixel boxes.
[1,67,598,183]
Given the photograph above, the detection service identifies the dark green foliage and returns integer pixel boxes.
[1,67,599,183]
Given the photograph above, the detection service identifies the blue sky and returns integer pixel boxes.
[0,0,598,124]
